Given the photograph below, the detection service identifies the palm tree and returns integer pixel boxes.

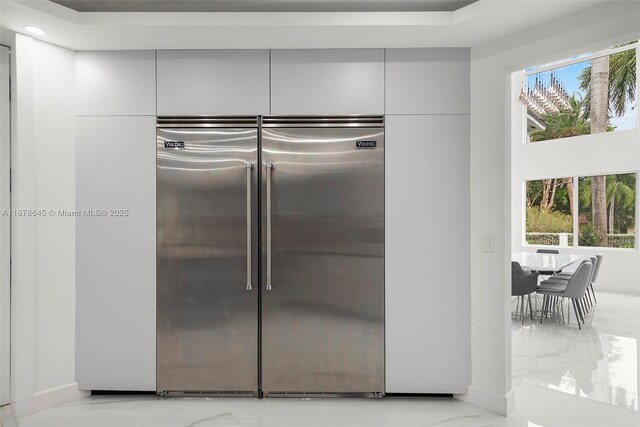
[577,45,636,245]
[530,95,590,142]
[579,175,636,234]
[578,46,637,120]
[606,175,635,234]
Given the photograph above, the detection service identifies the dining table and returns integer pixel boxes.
[511,251,586,273]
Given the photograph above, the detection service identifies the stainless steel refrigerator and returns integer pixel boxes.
[157,116,384,396]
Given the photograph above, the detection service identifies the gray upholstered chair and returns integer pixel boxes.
[536,248,560,275]
[538,260,593,329]
[551,256,598,312]
[536,249,560,254]
[590,254,603,303]
[512,262,539,322]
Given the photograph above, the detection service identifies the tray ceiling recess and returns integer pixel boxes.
[49,0,478,13]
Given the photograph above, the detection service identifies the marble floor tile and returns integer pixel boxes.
[4,291,639,427]
[511,290,640,426]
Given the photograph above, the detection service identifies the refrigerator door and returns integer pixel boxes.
[157,124,258,392]
[261,124,385,394]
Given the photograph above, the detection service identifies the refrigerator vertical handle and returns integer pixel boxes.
[246,162,253,291]
[265,162,273,291]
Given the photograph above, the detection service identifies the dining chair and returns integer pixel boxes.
[537,260,593,330]
[512,262,539,323]
[590,254,603,303]
[536,248,560,276]
[551,256,597,313]
[536,249,560,254]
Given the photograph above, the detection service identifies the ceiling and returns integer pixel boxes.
[49,0,478,13]
[0,0,636,51]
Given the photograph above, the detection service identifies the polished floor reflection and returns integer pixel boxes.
[6,292,639,426]
[512,290,639,426]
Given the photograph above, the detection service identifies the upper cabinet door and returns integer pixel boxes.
[76,51,156,116]
[157,50,270,116]
[385,48,470,115]
[271,49,384,115]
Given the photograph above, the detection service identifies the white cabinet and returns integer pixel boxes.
[271,49,384,115]
[76,116,156,391]
[385,114,470,393]
[76,51,156,116]
[385,49,470,115]
[157,50,270,116]
[0,45,9,406]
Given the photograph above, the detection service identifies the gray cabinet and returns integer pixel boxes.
[75,51,156,116]
[385,114,470,393]
[271,49,384,115]
[157,50,270,115]
[385,48,470,115]
[76,116,156,391]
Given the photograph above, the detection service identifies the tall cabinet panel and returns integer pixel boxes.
[384,48,471,394]
[385,115,470,393]
[270,49,384,115]
[0,45,10,406]
[157,50,270,116]
[76,116,156,390]
[76,50,157,390]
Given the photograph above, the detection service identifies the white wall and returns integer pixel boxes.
[466,0,640,415]
[510,71,640,292]
[10,34,87,416]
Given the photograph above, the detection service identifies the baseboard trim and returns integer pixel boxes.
[11,383,89,418]
[454,385,515,415]
[598,284,640,295]
[0,403,18,427]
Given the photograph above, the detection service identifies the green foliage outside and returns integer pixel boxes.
[526,232,634,248]
[607,234,636,249]
[526,207,572,233]
[526,233,574,246]
[579,174,636,234]
[530,95,591,142]
[579,223,601,247]
[526,179,572,214]
[578,46,637,120]
[529,94,615,142]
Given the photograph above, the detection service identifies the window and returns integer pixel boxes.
[521,41,637,143]
[526,178,573,246]
[578,173,636,248]
[517,42,638,250]
[524,174,637,249]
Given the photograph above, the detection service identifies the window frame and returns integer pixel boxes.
[522,42,639,145]
[523,172,639,251]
